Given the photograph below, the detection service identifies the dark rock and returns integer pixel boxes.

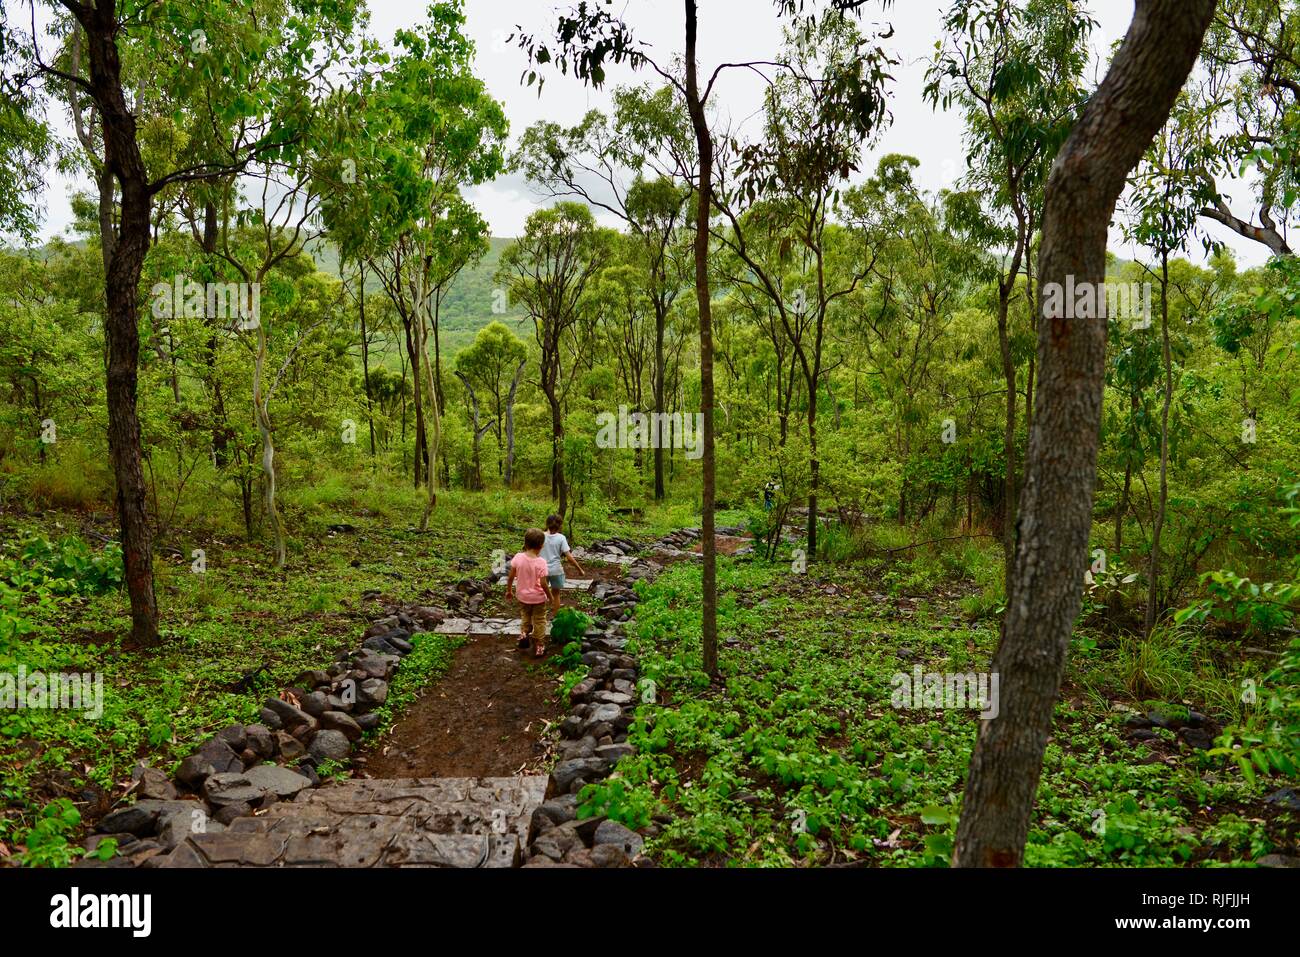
[213,802,251,826]
[320,711,364,741]
[264,698,313,729]
[1129,729,1160,742]
[215,724,247,752]
[175,754,216,789]
[244,763,312,799]
[294,669,331,689]
[558,736,597,760]
[289,716,319,742]
[355,713,381,732]
[274,731,306,761]
[258,707,284,731]
[203,773,264,808]
[589,843,631,867]
[559,715,585,739]
[550,757,608,792]
[98,800,193,836]
[595,743,636,763]
[536,795,579,827]
[300,691,329,717]
[296,762,321,787]
[1146,709,1178,729]
[132,765,177,801]
[1264,788,1300,812]
[1123,714,1153,730]
[1179,728,1214,750]
[593,819,644,856]
[358,678,388,706]
[244,724,274,759]
[309,729,352,762]
[158,808,224,848]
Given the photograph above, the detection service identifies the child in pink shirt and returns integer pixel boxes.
[506,528,553,657]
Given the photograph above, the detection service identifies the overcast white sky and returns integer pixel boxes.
[18,0,1275,267]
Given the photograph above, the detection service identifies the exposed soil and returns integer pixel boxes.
[358,634,558,778]
[693,533,752,556]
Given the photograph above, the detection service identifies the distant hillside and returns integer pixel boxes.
[309,237,532,357]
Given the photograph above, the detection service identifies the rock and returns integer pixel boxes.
[309,730,352,762]
[175,739,242,788]
[320,711,364,741]
[274,731,306,761]
[1146,709,1178,729]
[595,743,636,763]
[364,616,400,638]
[203,773,265,808]
[1264,788,1300,812]
[535,795,579,827]
[300,691,329,717]
[352,655,390,679]
[558,736,597,760]
[293,669,331,689]
[1129,729,1160,742]
[175,754,215,789]
[258,707,284,731]
[588,704,622,725]
[1256,854,1300,868]
[98,800,193,836]
[215,724,247,752]
[296,762,321,787]
[592,691,634,706]
[1123,714,1153,730]
[289,716,319,742]
[593,819,644,856]
[158,808,224,848]
[589,843,631,867]
[358,678,388,706]
[569,678,601,703]
[384,634,413,654]
[572,816,605,845]
[355,713,381,732]
[263,698,314,729]
[1179,728,1213,750]
[243,763,312,799]
[363,634,404,655]
[244,724,275,759]
[550,757,608,792]
[559,715,585,739]
[325,693,353,713]
[213,802,252,826]
[1185,710,1208,728]
[132,765,177,801]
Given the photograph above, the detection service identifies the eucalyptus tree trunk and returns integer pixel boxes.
[252,320,286,568]
[504,358,525,488]
[685,0,718,678]
[70,0,159,644]
[416,264,441,531]
[953,0,1216,868]
[1144,250,1173,637]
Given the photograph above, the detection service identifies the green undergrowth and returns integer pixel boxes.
[577,555,1292,868]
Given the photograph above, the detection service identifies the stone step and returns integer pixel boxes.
[157,775,549,868]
